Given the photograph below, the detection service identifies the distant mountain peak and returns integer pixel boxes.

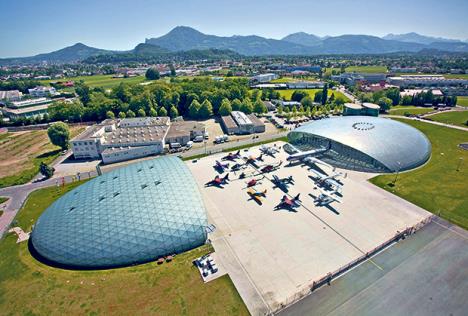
[282,32,322,47]
[382,32,461,45]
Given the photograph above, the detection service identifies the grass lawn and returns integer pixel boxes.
[0,127,84,188]
[388,106,434,116]
[345,66,388,73]
[428,110,468,127]
[0,181,248,315]
[370,119,468,229]
[274,89,350,102]
[457,96,468,107]
[0,197,8,204]
[40,75,150,89]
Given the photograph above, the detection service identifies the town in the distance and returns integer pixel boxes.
[0,4,467,316]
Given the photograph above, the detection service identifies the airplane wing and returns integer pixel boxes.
[309,169,327,179]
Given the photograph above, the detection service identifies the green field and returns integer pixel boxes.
[274,89,350,102]
[370,119,468,229]
[40,75,149,89]
[388,106,434,116]
[428,110,468,127]
[0,181,248,315]
[345,66,388,73]
[457,96,468,107]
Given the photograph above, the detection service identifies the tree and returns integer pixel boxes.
[169,64,176,77]
[321,84,328,105]
[291,90,309,102]
[189,100,201,118]
[301,96,313,107]
[385,88,401,106]
[158,107,168,116]
[277,105,284,116]
[253,99,267,114]
[240,99,253,114]
[118,111,126,119]
[199,99,214,119]
[231,99,242,111]
[377,97,392,112]
[169,105,179,118]
[106,111,115,119]
[47,122,70,151]
[149,107,158,117]
[219,98,232,116]
[126,109,136,118]
[145,67,160,80]
[314,91,323,103]
[137,108,146,117]
[39,162,54,179]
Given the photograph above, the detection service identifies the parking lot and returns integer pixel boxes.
[186,142,431,314]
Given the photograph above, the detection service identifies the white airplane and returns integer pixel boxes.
[309,169,345,192]
[303,156,335,170]
[260,144,279,157]
[286,142,331,163]
[314,188,342,206]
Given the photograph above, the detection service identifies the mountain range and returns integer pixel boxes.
[1,26,467,65]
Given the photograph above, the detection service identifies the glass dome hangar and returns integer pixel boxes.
[31,156,208,269]
[288,116,431,173]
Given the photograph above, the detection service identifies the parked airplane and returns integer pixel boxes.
[309,169,345,192]
[205,174,230,188]
[222,150,241,161]
[274,194,301,211]
[286,142,331,163]
[260,161,283,173]
[214,160,230,171]
[271,175,294,192]
[231,163,246,172]
[260,144,279,157]
[246,178,261,187]
[303,156,335,170]
[314,188,342,206]
[247,188,267,205]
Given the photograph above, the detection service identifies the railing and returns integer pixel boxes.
[272,215,435,314]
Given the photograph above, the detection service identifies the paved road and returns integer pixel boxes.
[0,131,287,239]
[277,217,468,316]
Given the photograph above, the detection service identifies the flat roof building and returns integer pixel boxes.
[220,111,265,135]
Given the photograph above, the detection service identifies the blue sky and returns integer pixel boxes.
[1,0,467,58]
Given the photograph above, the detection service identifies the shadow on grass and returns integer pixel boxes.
[36,149,61,159]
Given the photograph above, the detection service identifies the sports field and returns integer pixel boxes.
[40,75,149,89]
[388,106,433,116]
[345,66,388,73]
[0,127,84,188]
[457,96,468,107]
[370,118,468,229]
[428,110,468,127]
[0,181,248,315]
[274,89,350,102]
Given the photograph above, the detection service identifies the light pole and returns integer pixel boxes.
[393,161,401,185]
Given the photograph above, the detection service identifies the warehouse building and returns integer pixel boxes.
[165,121,206,146]
[343,103,380,117]
[220,111,265,135]
[288,116,431,172]
[31,157,208,269]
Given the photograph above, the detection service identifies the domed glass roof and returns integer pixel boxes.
[31,156,208,269]
[289,116,431,172]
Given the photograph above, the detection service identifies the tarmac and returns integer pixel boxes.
[186,142,432,315]
[277,217,468,316]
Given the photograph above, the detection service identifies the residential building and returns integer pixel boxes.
[28,86,57,97]
[0,90,22,102]
[250,73,279,83]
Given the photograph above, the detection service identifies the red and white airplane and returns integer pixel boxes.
[274,194,301,211]
[205,174,229,188]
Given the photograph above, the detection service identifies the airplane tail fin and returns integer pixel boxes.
[236,150,240,155]
[224,174,230,181]
[294,193,301,201]
[262,189,267,195]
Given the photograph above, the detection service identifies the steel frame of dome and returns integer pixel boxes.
[31,156,208,269]
[288,116,431,173]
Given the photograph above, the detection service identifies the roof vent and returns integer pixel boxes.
[141,184,148,189]
[98,196,106,202]
[113,192,120,197]
[68,206,76,212]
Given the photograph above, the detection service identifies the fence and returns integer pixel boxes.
[272,215,435,314]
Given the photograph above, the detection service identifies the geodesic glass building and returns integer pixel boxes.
[288,116,431,173]
[31,156,208,269]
